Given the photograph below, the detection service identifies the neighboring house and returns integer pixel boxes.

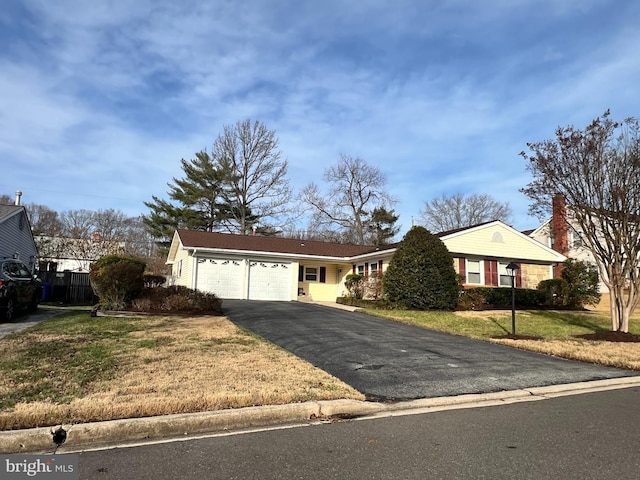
[0,204,38,272]
[37,233,126,273]
[529,195,608,292]
[167,221,565,302]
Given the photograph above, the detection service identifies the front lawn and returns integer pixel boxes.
[363,307,640,370]
[0,309,363,430]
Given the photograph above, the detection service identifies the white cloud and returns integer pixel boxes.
[2,0,639,237]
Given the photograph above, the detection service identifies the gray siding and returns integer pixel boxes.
[0,209,38,270]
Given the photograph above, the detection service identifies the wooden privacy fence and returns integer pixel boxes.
[39,270,96,305]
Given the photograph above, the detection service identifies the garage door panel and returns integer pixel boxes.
[248,261,291,301]
[197,258,244,299]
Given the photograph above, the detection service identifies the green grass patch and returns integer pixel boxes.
[0,309,170,409]
[362,308,638,340]
[135,337,174,349]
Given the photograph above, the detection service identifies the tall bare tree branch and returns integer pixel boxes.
[300,154,396,244]
[419,193,512,233]
[521,110,640,332]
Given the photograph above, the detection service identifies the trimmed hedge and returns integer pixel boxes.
[459,287,546,309]
[537,278,570,307]
[336,296,400,310]
[130,285,223,315]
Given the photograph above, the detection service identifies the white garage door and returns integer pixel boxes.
[248,261,292,301]
[196,258,244,299]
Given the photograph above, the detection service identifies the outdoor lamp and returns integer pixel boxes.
[506,262,519,336]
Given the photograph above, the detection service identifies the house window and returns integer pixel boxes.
[571,231,584,248]
[305,266,318,281]
[466,259,482,284]
[498,262,513,287]
[357,265,365,276]
[370,263,378,274]
[177,259,183,278]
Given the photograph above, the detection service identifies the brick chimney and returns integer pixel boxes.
[551,194,569,277]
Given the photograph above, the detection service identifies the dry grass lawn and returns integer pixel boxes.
[0,312,364,430]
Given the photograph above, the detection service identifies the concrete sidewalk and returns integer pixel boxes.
[309,300,360,311]
[2,377,640,455]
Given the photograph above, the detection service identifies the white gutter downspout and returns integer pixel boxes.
[192,249,199,291]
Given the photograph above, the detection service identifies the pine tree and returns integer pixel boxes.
[143,150,227,254]
[366,207,400,246]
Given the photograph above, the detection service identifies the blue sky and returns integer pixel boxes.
[2,0,639,237]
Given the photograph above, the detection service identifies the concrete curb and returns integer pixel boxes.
[2,377,639,454]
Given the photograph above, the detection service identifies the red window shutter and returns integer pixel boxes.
[484,260,498,286]
[352,264,356,274]
[516,264,522,288]
[320,266,326,283]
[378,260,383,270]
[484,261,491,286]
[458,258,466,281]
[364,263,369,276]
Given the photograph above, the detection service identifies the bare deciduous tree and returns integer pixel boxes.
[521,110,640,332]
[214,119,292,235]
[301,155,395,244]
[24,204,62,237]
[419,193,512,233]
[24,207,160,271]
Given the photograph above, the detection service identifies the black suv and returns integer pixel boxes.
[0,259,42,322]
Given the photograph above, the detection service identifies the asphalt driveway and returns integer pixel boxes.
[223,300,638,401]
[0,307,61,339]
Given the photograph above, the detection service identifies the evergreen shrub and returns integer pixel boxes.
[382,226,460,310]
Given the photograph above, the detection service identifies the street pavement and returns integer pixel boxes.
[75,386,640,480]
[223,300,638,400]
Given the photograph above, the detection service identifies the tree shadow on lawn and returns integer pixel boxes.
[487,316,542,341]
[537,310,610,334]
[494,311,640,343]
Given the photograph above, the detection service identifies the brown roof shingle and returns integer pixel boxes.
[176,229,390,258]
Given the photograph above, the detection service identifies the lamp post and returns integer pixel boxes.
[506,262,520,336]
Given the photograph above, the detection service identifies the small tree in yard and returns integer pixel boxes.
[90,255,146,310]
[562,258,601,308]
[383,226,460,309]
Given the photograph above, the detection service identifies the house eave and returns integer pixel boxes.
[185,246,366,263]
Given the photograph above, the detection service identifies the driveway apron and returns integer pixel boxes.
[0,308,62,339]
[223,300,638,401]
